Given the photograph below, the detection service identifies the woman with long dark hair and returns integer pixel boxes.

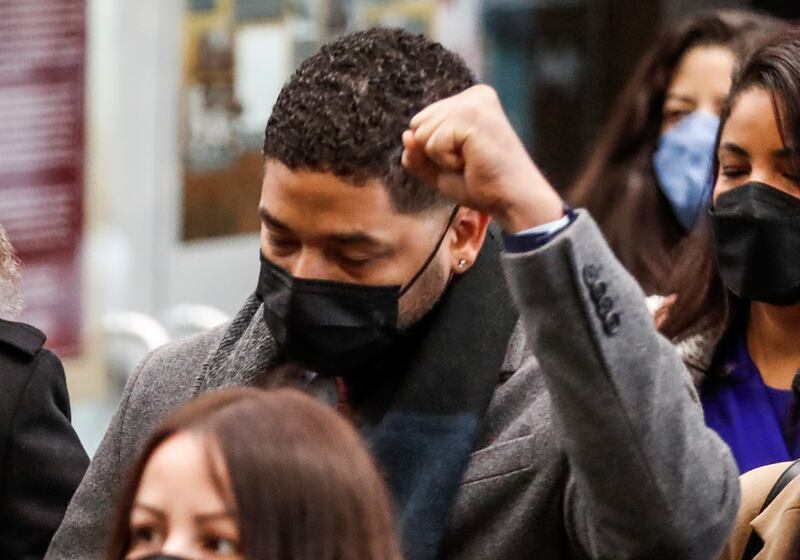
[660,29,800,475]
[108,388,402,560]
[570,9,780,295]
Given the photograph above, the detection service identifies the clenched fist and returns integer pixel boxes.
[401,85,564,233]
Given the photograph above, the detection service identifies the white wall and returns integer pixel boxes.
[89,0,261,323]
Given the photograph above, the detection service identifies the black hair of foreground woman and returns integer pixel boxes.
[107,388,402,560]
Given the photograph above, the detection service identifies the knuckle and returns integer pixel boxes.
[460,85,499,121]
[475,84,499,103]
[424,135,440,157]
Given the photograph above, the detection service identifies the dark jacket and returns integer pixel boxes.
[0,319,89,559]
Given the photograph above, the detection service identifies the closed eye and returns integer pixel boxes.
[663,109,690,122]
[201,534,241,555]
[720,167,748,179]
[267,235,300,251]
[127,522,164,552]
[336,253,377,268]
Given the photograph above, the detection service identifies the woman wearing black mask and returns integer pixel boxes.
[660,29,800,476]
[107,388,402,560]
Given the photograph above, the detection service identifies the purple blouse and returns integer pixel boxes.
[700,330,798,474]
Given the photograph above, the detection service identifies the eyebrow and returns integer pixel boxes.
[259,207,291,232]
[132,502,235,524]
[328,231,384,246]
[259,207,385,247]
[132,503,166,520]
[195,511,237,523]
[718,142,749,157]
[665,93,696,104]
[719,142,794,159]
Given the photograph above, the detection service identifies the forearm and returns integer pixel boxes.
[501,211,739,558]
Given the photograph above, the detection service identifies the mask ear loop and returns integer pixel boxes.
[399,206,460,297]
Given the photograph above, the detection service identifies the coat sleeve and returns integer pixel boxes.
[44,352,151,560]
[501,211,740,559]
[0,349,89,560]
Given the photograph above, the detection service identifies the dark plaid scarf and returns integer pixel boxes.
[193,230,518,559]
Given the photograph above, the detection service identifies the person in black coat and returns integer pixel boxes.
[0,225,89,558]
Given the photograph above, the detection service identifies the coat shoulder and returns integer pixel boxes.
[131,323,229,390]
[0,319,46,360]
[0,320,55,413]
[115,323,229,456]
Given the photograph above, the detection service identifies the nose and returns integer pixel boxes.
[696,104,721,119]
[748,166,782,186]
[291,248,335,281]
[160,531,198,558]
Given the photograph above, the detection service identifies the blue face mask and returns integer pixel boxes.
[653,111,720,231]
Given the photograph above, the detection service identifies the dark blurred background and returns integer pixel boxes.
[484,0,799,191]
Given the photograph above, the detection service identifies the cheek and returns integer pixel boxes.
[397,252,450,328]
[259,224,275,256]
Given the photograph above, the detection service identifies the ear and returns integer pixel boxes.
[447,207,490,275]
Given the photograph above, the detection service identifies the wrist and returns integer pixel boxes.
[494,191,565,234]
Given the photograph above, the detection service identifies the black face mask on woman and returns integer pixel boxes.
[256,207,459,377]
[710,181,800,306]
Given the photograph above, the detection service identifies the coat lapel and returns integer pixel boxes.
[193,294,280,395]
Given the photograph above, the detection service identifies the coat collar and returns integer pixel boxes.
[674,323,727,387]
[0,319,46,357]
[192,293,279,395]
[647,295,728,387]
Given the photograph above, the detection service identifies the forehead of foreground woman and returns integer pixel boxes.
[127,430,241,559]
[110,388,402,560]
[714,30,800,202]
[716,87,800,200]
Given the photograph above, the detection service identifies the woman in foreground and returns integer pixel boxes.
[108,387,402,560]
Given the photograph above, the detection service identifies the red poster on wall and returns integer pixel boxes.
[0,0,85,357]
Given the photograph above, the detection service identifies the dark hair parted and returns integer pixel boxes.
[569,10,781,295]
[661,29,800,357]
[263,27,476,214]
[108,388,402,560]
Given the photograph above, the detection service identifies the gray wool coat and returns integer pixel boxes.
[46,212,739,559]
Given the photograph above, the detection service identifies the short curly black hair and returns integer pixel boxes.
[263,27,476,214]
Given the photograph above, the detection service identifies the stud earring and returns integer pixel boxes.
[458,259,467,269]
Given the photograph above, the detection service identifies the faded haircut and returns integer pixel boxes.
[263,27,476,214]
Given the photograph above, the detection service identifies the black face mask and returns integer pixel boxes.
[710,181,800,306]
[256,207,459,377]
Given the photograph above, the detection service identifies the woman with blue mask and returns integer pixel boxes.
[570,9,781,295]
[660,30,800,475]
